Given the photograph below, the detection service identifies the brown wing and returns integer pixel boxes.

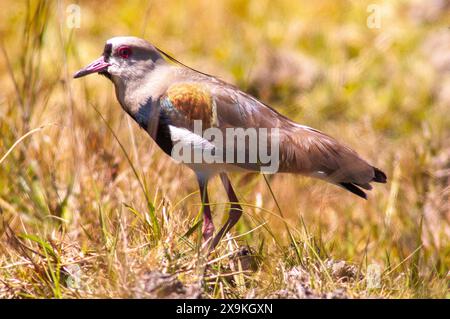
[209,83,386,198]
[159,82,214,130]
[156,72,386,198]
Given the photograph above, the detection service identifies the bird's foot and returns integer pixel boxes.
[201,223,215,251]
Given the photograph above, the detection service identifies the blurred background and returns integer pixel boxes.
[0,0,448,298]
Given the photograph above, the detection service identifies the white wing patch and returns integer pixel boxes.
[168,125,215,151]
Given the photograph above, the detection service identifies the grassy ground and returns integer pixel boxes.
[0,0,448,298]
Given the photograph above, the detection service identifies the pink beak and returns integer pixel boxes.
[73,56,110,78]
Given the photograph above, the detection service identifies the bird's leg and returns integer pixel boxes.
[210,173,243,250]
[198,177,214,243]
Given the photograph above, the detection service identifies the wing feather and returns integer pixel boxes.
[154,73,386,197]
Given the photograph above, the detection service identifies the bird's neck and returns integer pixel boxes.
[111,63,176,121]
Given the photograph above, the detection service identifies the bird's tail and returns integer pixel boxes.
[339,166,387,199]
[278,125,387,199]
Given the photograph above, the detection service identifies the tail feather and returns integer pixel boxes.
[339,182,367,199]
[340,167,387,199]
[373,167,387,183]
[277,124,387,198]
[356,182,373,190]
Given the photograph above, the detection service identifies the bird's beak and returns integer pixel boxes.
[73,56,110,78]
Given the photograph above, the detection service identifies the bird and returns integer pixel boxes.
[74,36,387,250]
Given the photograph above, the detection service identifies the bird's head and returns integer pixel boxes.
[74,36,164,83]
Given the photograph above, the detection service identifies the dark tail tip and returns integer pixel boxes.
[340,182,367,200]
[373,167,387,183]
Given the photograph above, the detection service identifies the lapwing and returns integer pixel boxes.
[74,36,387,250]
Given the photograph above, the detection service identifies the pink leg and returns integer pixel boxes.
[210,173,243,250]
[198,177,214,242]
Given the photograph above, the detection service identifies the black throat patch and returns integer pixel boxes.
[103,43,112,61]
[154,111,174,156]
[99,43,113,79]
[130,100,174,156]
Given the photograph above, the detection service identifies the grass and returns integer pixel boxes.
[0,0,448,298]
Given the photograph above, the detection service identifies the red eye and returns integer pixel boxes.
[117,46,132,58]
